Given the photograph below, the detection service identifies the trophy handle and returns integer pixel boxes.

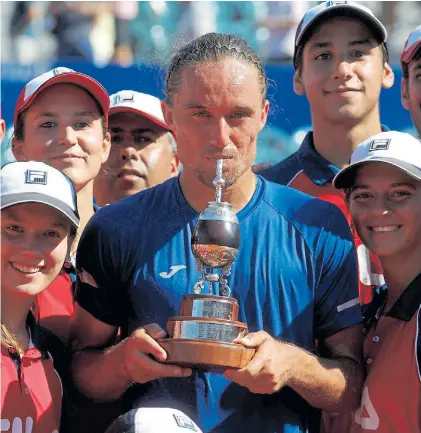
[219,262,233,297]
[193,260,206,294]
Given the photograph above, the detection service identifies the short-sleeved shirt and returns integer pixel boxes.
[1,313,66,433]
[262,132,384,305]
[75,175,361,433]
[329,273,421,433]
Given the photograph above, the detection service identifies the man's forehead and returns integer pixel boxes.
[309,16,376,42]
[176,60,261,104]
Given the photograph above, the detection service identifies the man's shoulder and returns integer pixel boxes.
[260,151,302,185]
[261,178,352,241]
[261,177,328,217]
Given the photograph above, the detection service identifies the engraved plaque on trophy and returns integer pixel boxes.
[159,160,255,371]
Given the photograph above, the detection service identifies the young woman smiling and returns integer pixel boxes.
[333,130,421,432]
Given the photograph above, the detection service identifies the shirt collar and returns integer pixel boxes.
[296,127,389,185]
[387,273,421,321]
[296,132,339,185]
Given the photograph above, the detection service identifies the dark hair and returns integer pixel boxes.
[402,46,421,79]
[165,33,267,104]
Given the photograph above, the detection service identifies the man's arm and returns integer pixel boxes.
[224,323,363,412]
[70,303,192,402]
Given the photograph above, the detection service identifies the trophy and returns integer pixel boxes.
[159,160,255,371]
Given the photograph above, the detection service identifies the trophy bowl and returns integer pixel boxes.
[159,160,255,371]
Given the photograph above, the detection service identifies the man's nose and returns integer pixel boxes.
[209,117,232,149]
[120,145,139,162]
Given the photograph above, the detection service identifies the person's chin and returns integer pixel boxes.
[368,242,402,258]
[61,166,93,186]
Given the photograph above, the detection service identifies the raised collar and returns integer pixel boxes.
[296,132,339,185]
[387,273,421,321]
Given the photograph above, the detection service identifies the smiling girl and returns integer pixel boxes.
[11,67,111,343]
[333,130,421,432]
[1,161,79,433]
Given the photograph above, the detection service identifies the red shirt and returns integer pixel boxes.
[33,272,74,343]
[1,315,65,433]
[327,274,421,433]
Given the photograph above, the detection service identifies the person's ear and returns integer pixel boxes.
[401,77,410,110]
[293,70,305,96]
[170,154,180,177]
[101,131,111,163]
[12,136,26,160]
[259,100,270,131]
[382,62,394,89]
[161,100,175,131]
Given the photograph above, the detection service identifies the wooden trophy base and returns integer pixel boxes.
[159,294,255,372]
[159,338,255,372]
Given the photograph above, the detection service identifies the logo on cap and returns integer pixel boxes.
[115,93,135,104]
[173,415,197,431]
[25,170,48,185]
[369,139,391,152]
[326,1,348,7]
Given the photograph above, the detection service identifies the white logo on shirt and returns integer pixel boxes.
[354,386,380,430]
[0,417,57,433]
[357,244,384,286]
[159,265,186,279]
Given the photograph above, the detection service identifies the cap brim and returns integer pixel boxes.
[296,5,387,48]
[109,106,170,131]
[1,192,80,228]
[401,39,421,63]
[333,157,421,189]
[17,73,110,126]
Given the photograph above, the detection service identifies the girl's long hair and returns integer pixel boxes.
[1,323,25,355]
[1,296,40,355]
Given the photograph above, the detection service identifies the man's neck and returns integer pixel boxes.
[179,169,257,213]
[312,113,382,169]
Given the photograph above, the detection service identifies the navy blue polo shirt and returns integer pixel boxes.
[75,175,361,433]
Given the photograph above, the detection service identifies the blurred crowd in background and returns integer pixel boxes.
[1,1,420,67]
[1,1,420,167]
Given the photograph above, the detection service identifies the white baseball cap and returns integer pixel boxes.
[1,161,79,227]
[14,67,110,128]
[109,90,170,131]
[401,25,421,64]
[333,131,421,189]
[294,1,387,67]
[105,408,203,433]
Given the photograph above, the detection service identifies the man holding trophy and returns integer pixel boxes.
[71,33,364,433]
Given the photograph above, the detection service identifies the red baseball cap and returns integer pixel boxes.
[401,25,421,64]
[14,67,110,128]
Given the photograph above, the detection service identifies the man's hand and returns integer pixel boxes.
[122,323,192,384]
[223,331,299,394]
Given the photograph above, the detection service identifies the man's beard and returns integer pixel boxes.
[194,161,248,190]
